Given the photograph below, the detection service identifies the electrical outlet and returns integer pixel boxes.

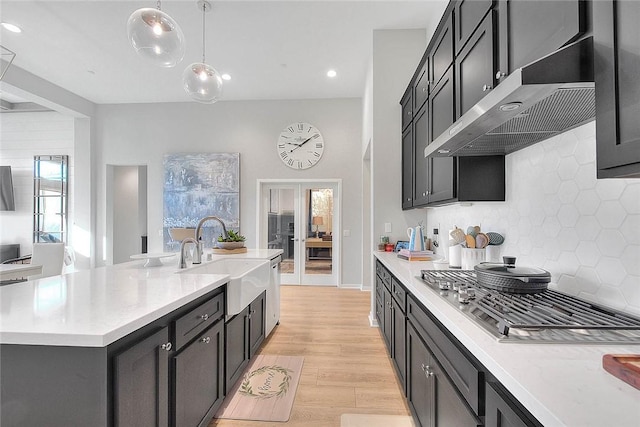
[384,222,392,233]
[158,229,164,237]
[343,229,351,237]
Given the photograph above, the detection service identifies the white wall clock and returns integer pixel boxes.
[277,122,324,169]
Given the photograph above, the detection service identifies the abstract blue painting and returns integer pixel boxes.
[163,153,240,251]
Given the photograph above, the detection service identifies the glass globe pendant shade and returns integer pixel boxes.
[183,62,223,104]
[127,7,185,67]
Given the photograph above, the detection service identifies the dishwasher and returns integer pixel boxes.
[266,255,281,337]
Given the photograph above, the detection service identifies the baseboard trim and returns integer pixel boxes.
[369,312,379,328]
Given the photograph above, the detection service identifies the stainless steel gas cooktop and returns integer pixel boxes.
[420,270,640,344]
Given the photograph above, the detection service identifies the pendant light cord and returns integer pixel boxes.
[201,2,207,64]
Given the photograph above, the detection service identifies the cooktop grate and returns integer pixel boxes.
[420,270,640,344]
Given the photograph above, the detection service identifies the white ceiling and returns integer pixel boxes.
[0,0,448,105]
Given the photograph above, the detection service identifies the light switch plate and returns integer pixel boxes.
[343,229,350,237]
[384,223,392,233]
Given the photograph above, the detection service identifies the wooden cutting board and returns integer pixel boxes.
[602,354,640,390]
[212,247,248,254]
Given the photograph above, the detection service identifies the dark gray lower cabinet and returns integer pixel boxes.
[486,382,537,427]
[382,285,393,350]
[406,322,482,427]
[225,291,266,393]
[114,328,170,427]
[174,321,225,427]
[225,308,250,393]
[392,296,407,389]
[249,291,266,358]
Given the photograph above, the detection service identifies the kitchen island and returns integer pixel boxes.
[374,251,640,427]
[0,249,282,427]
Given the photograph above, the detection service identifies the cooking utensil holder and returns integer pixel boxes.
[461,248,486,270]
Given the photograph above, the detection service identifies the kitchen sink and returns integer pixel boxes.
[178,258,270,315]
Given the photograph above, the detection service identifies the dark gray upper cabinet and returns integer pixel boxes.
[401,87,413,132]
[455,10,497,118]
[455,0,494,54]
[402,126,414,210]
[594,0,640,178]
[496,0,585,79]
[415,59,430,112]
[430,66,456,144]
[430,13,455,88]
[413,105,430,207]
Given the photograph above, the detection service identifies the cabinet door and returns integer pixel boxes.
[485,382,533,427]
[594,0,640,178]
[249,291,266,358]
[114,327,170,427]
[429,66,455,145]
[497,0,583,78]
[413,105,430,207]
[432,357,482,427]
[382,287,393,351]
[455,10,496,118]
[406,323,434,427]
[429,157,455,205]
[401,87,413,131]
[174,321,225,427]
[455,0,493,54]
[225,308,249,394]
[402,126,414,210]
[414,59,430,112]
[430,14,454,88]
[392,300,407,393]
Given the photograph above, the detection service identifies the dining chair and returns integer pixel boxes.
[29,243,65,279]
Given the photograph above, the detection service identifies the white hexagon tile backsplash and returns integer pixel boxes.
[424,121,640,316]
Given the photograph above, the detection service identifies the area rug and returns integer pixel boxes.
[215,355,304,422]
[340,414,415,427]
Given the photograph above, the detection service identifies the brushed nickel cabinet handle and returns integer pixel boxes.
[161,342,172,351]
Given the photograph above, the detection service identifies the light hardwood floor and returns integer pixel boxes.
[210,285,411,427]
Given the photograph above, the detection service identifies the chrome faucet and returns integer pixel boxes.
[178,237,198,269]
[192,216,229,264]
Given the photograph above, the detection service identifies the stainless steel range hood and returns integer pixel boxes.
[425,37,595,158]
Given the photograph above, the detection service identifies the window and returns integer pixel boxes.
[33,155,68,243]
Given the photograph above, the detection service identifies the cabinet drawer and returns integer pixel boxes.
[391,277,407,312]
[376,260,392,290]
[407,295,482,415]
[174,291,225,351]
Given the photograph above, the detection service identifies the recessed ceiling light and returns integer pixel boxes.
[1,22,22,33]
[221,74,231,81]
[327,69,337,78]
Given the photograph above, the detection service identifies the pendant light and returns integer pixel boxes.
[183,0,223,104]
[127,1,185,68]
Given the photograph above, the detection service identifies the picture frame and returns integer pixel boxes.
[395,241,410,252]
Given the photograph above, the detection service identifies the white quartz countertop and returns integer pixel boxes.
[374,251,640,427]
[0,249,283,348]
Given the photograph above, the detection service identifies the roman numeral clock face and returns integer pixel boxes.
[277,122,324,170]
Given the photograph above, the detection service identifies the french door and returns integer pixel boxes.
[258,180,340,286]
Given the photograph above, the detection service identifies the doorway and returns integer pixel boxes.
[106,165,148,264]
[258,180,340,286]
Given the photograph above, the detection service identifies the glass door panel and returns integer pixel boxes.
[261,182,338,286]
[302,188,333,282]
[266,187,297,282]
